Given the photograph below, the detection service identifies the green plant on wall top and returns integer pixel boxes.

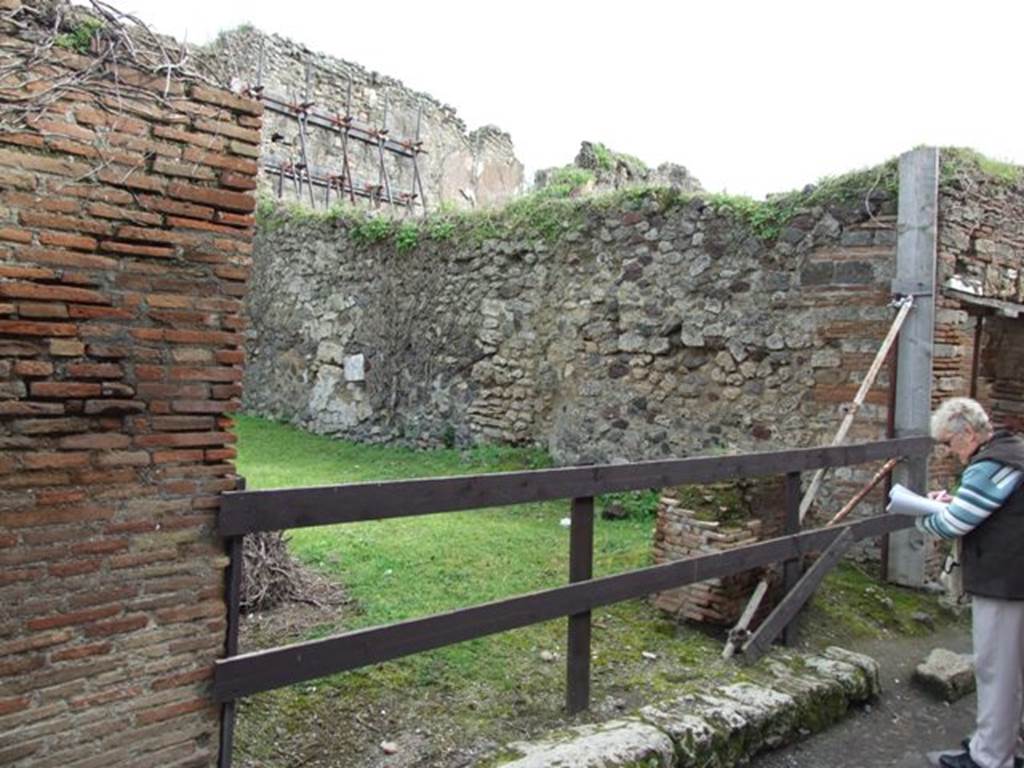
[941,147,1023,186]
[54,18,104,54]
[255,147,1020,254]
[349,215,394,245]
[536,167,595,199]
[394,221,420,253]
[592,142,614,171]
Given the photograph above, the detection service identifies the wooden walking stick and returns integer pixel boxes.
[826,457,900,528]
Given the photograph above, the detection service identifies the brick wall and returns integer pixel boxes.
[979,317,1024,432]
[934,160,1024,488]
[654,479,786,625]
[800,215,897,518]
[0,19,258,767]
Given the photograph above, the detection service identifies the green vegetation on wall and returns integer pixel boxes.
[254,148,1021,253]
[941,147,1023,186]
[54,18,103,54]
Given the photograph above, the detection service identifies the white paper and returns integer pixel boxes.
[886,483,949,517]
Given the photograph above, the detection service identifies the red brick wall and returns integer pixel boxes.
[801,216,898,520]
[0,29,259,767]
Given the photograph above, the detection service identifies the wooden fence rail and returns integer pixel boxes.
[219,437,930,534]
[214,434,932,760]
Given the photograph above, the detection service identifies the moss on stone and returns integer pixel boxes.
[941,146,1023,187]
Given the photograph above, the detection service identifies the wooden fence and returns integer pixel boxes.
[213,435,932,765]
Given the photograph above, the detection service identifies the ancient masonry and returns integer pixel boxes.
[0,7,258,765]
[244,154,1024,608]
[653,479,786,627]
[193,26,525,211]
[245,155,1024,478]
[3,0,1024,762]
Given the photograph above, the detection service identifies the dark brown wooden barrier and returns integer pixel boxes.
[214,436,931,717]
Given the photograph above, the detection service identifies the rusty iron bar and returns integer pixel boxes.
[261,91,422,157]
[339,77,356,204]
[377,91,395,208]
[970,314,985,399]
[263,160,414,207]
[295,63,317,207]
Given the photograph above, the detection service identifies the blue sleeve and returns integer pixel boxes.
[916,461,1023,540]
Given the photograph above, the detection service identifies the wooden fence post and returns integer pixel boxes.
[781,471,802,646]
[219,476,246,768]
[566,496,594,715]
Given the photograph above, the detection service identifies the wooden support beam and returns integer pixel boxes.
[781,471,802,646]
[566,497,594,714]
[741,528,855,663]
[797,296,914,522]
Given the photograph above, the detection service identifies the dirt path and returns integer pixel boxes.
[753,624,975,768]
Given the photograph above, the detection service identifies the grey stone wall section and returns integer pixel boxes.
[243,190,901,484]
[192,27,524,211]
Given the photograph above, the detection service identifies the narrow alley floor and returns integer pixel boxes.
[752,623,975,768]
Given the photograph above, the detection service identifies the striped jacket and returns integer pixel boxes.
[916,460,1023,540]
[917,430,1024,599]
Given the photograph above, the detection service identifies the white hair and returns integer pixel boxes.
[931,397,991,439]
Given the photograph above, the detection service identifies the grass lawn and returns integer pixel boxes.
[231,415,961,767]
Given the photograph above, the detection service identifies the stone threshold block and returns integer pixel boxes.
[486,646,880,768]
[913,647,975,703]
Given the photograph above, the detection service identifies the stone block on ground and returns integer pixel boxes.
[913,648,975,702]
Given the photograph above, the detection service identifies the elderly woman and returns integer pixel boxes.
[917,397,1024,768]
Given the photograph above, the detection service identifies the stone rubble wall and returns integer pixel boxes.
[192,27,524,211]
[0,13,256,766]
[244,188,900,504]
[536,140,704,197]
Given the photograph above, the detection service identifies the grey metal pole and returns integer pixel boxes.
[887,146,940,588]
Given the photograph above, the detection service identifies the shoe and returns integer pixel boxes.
[939,752,980,768]
[959,738,1024,768]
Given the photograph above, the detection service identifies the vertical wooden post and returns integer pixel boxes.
[781,472,802,646]
[888,146,939,587]
[219,477,246,768]
[566,496,594,715]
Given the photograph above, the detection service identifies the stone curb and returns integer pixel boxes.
[484,646,880,767]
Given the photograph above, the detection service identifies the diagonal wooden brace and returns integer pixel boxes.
[740,527,855,663]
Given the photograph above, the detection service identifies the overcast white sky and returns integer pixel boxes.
[117,0,1022,198]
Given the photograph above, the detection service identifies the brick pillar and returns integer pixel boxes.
[0,32,259,767]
